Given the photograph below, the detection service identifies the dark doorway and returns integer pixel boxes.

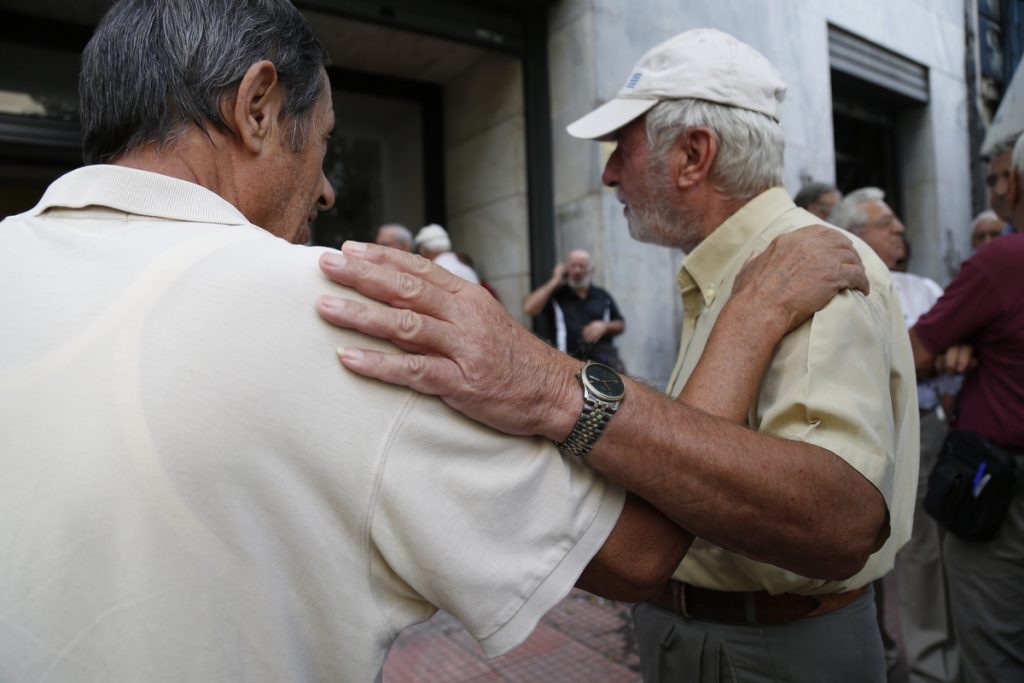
[309,68,443,249]
[830,69,924,217]
[832,96,901,214]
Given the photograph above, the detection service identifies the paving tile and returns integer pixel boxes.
[495,640,638,683]
[383,575,913,683]
[384,590,641,682]
[383,630,493,682]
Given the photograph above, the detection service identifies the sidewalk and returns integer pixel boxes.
[383,574,908,683]
[382,590,641,682]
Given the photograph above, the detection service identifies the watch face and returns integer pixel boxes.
[582,362,626,402]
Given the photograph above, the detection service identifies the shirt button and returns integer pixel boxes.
[705,287,715,301]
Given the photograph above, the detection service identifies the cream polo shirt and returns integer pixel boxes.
[0,165,624,682]
[666,188,918,596]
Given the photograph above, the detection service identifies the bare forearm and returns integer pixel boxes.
[522,279,560,316]
[678,296,782,424]
[605,319,625,337]
[577,493,693,601]
[580,389,887,580]
[908,327,936,378]
[593,260,885,579]
[536,296,886,581]
[314,236,883,580]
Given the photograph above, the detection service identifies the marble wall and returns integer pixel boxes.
[546,0,973,386]
[442,52,532,322]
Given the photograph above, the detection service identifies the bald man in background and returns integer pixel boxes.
[523,249,627,372]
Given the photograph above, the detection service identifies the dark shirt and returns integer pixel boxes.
[541,284,624,365]
[913,234,1024,448]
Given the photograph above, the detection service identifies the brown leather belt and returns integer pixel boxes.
[648,581,869,624]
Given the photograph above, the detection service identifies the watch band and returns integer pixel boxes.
[557,394,619,459]
[557,362,624,460]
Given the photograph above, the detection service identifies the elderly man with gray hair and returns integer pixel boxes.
[969,209,1006,252]
[831,187,962,683]
[794,181,842,220]
[985,134,1020,227]
[317,29,916,682]
[374,222,413,251]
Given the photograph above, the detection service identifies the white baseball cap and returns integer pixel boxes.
[414,223,451,252]
[567,29,787,141]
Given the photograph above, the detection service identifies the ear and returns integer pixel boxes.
[225,60,282,155]
[669,127,717,190]
[1009,167,1022,209]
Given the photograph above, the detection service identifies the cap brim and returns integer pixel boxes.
[566,97,659,140]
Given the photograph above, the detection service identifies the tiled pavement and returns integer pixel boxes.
[383,590,641,682]
[384,575,909,682]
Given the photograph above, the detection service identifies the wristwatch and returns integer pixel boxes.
[557,361,626,459]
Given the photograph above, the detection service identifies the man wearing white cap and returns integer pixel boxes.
[316,29,915,682]
[414,223,481,284]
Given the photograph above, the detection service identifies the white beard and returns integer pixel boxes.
[569,274,592,290]
[622,190,703,251]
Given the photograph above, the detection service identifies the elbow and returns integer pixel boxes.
[621,546,685,601]
[577,514,692,603]
[814,499,890,582]
[817,547,872,583]
[589,543,686,603]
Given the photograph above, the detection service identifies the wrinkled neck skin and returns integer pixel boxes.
[111,127,250,216]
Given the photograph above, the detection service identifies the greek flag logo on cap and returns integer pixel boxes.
[625,72,642,89]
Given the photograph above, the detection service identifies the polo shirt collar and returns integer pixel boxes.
[32,164,251,226]
[677,187,793,306]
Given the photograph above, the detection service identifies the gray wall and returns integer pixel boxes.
[546,0,972,387]
[444,53,532,321]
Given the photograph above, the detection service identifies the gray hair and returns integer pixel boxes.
[377,223,412,245]
[645,98,784,200]
[80,0,329,164]
[987,133,1019,162]
[1014,134,1024,175]
[828,187,885,235]
[793,182,838,210]
[970,209,1000,232]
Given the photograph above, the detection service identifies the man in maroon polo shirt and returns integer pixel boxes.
[909,133,1024,683]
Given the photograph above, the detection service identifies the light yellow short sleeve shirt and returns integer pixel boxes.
[666,188,919,596]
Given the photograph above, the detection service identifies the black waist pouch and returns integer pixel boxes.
[924,430,1019,541]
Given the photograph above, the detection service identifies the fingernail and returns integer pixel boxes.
[319,295,343,310]
[344,241,367,255]
[336,346,364,360]
[322,252,346,270]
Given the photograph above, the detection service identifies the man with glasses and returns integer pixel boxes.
[985,134,1019,230]
[832,187,961,683]
[908,133,1024,683]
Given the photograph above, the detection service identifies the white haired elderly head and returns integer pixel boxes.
[414,223,452,258]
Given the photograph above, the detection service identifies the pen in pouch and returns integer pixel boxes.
[972,462,990,498]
